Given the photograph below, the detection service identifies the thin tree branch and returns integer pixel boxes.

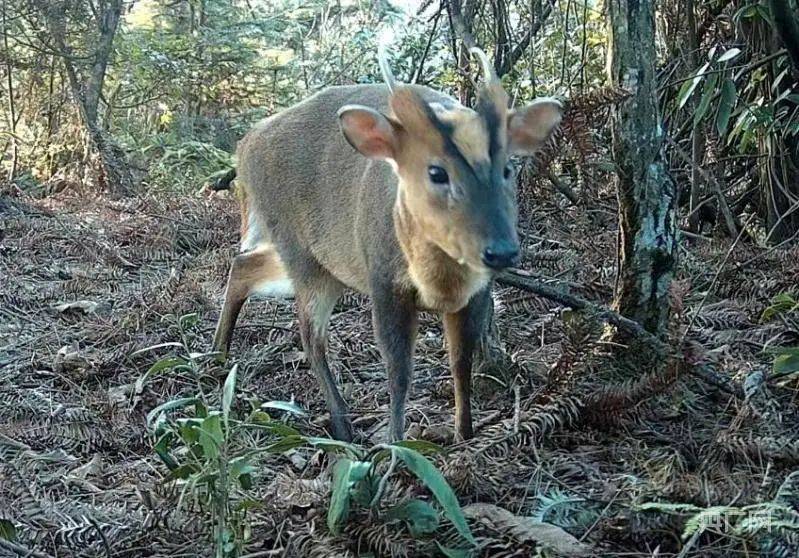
[497,0,554,76]
[413,8,442,84]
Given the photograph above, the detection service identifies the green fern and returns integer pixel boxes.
[530,488,598,531]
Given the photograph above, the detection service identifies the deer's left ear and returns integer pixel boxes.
[507,98,563,156]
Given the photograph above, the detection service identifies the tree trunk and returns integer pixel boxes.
[607,0,678,336]
[762,0,799,242]
[44,0,133,195]
[448,0,476,105]
[2,0,18,182]
[685,0,705,233]
[84,0,123,128]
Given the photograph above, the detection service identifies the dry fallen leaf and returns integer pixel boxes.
[55,300,99,314]
[463,503,592,556]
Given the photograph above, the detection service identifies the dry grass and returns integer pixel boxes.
[1,179,798,557]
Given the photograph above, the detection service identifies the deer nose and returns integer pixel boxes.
[482,243,520,270]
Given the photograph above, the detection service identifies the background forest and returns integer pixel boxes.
[2,0,799,557]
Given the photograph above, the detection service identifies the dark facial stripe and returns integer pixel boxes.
[417,93,505,187]
[420,101,473,170]
[475,89,505,160]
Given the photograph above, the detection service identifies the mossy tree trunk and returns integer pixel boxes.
[607,0,678,336]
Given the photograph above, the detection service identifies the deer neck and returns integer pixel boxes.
[393,196,490,314]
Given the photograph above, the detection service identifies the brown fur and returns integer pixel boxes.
[213,78,562,442]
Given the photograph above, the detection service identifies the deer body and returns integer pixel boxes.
[213,50,562,442]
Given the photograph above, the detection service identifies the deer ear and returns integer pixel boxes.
[338,105,400,160]
[507,98,563,156]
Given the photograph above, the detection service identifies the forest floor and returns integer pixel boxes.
[2,185,799,557]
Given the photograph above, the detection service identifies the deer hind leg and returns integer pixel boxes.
[213,245,293,355]
[292,270,351,441]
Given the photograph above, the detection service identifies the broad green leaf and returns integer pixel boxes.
[328,458,353,535]
[636,501,703,513]
[222,364,238,430]
[305,437,360,456]
[230,456,256,489]
[694,73,718,126]
[179,313,199,329]
[135,356,187,393]
[229,456,255,479]
[717,47,741,63]
[733,4,759,21]
[391,446,475,545]
[198,414,224,459]
[349,460,372,482]
[0,519,17,541]
[351,471,378,507]
[244,419,302,437]
[764,346,799,356]
[177,418,202,446]
[130,342,184,357]
[392,439,445,455]
[195,400,208,419]
[716,79,737,136]
[756,3,774,25]
[154,432,179,470]
[386,499,440,536]
[167,463,199,480]
[678,62,710,109]
[436,542,474,558]
[326,459,371,534]
[146,397,199,427]
[761,292,798,321]
[261,400,307,416]
[774,350,799,375]
[266,435,309,453]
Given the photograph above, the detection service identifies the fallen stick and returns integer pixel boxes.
[497,270,741,396]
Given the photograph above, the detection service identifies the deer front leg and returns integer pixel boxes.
[443,286,492,441]
[371,287,418,442]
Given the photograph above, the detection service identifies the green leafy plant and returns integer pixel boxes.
[131,313,220,395]
[637,500,799,543]
[270,434,476,549]
[144,314,473,555]
[0,518,16,541]
[142,313,303,557]
[676,46,742,136]
[150,366,248,557]
[761,293,799,382]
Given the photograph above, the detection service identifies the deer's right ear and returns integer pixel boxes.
[338,105,399,160]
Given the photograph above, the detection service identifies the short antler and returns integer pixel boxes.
[378,41,398,93]
[469,47,499,85]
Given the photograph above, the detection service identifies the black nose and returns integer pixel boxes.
[482,244,520,270]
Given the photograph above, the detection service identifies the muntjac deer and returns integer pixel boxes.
[213,47,562,442]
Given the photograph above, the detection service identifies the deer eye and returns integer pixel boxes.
[428,166,449,185]
[503,164,513,180]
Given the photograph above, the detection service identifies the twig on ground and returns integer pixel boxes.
[497,270,742,396]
